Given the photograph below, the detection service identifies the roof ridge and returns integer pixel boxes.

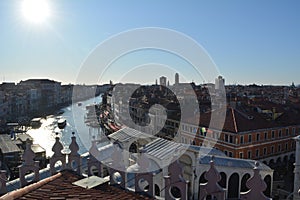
[231,108,238,133]
[0,172,62,200]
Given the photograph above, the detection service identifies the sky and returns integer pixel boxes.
[0,0,299,86]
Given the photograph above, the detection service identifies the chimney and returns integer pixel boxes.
[272,107,276,120]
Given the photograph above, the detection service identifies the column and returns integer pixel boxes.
[294,135,300,200]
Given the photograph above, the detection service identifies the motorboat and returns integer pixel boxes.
[30,118,42,129]
[58,118,67,129]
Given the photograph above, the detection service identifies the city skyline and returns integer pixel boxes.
[0,0,299,85]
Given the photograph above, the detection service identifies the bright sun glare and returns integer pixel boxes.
[21,0,51,24]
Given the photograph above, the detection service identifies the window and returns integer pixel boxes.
[240,136,244,144]
[271,146,274,154]
[228,152,233,157]
[271,131,275,139]
[293,127,296,135]
[278,144,281,152]
[247,151,252,159]
[239,152,243,159]
[193,127,197,134]
[256,133,260,141]
[285,143,288,151]
[286,128,289,135]
[263,147,267,155]
[229,135,233,143]
[256,149,259,157]
[225,134,228,142]
[278,130,282,137]
[224,150,228,156]
[264,132,268,140]
[248,134,252,143]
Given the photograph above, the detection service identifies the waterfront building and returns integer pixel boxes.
[0,92,9,127]
[18,79,62,109]
[0,134,22,179]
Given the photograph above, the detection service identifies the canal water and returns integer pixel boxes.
[26,96,103,158]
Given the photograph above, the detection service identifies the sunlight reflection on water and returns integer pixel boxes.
[26,96,102,158]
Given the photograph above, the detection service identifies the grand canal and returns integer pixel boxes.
[26,96,103,158]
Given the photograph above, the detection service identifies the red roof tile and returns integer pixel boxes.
[1,170,155,200]
[183,103,300,133]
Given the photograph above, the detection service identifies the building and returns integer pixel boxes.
[18,79,62,110]
[175,73,179,85]
[215,76,225,90]
[0,134,22,179]
[293,135,300,200]
[0,128,273,199]
[159,76,167,87]
[0,91,9,127]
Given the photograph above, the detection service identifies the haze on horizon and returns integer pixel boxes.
[0,0,299,86]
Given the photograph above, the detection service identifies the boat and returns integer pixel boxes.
[30,118,42,129]
[58,118,67,129]
[78,102,82,106]
[56,110,64,115]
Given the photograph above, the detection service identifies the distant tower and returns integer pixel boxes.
[159,76,167,87]
[167,80,170,87]
[215,76,225,90]
[175,73,179,85]
[109,80,113,85]
[294,135,300,200]
[155,79,158,85]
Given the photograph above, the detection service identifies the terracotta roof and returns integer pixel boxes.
[183,103,300,133]
[1,170,155,200]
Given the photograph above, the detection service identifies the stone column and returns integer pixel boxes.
[294,135,300,200]
[0,170,7,195]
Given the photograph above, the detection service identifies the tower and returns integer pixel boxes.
[159,76,167,87]
[215,76,225,90]
[175,73,179,85]
[294,135,300,200]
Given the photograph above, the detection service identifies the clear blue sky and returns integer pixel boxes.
[0,0,299,85]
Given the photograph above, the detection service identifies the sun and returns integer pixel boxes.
[21,0,51,24]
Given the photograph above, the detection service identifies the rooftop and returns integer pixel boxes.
[0,134,21,154]
[0,170,154,200]
[183,103,300,133]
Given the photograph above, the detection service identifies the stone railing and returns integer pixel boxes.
[240,162,271,200]
[0,134,273,200]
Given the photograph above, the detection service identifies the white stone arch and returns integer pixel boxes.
[147,158,164,197]
[195,164,210,200]
[177,153,192,199]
